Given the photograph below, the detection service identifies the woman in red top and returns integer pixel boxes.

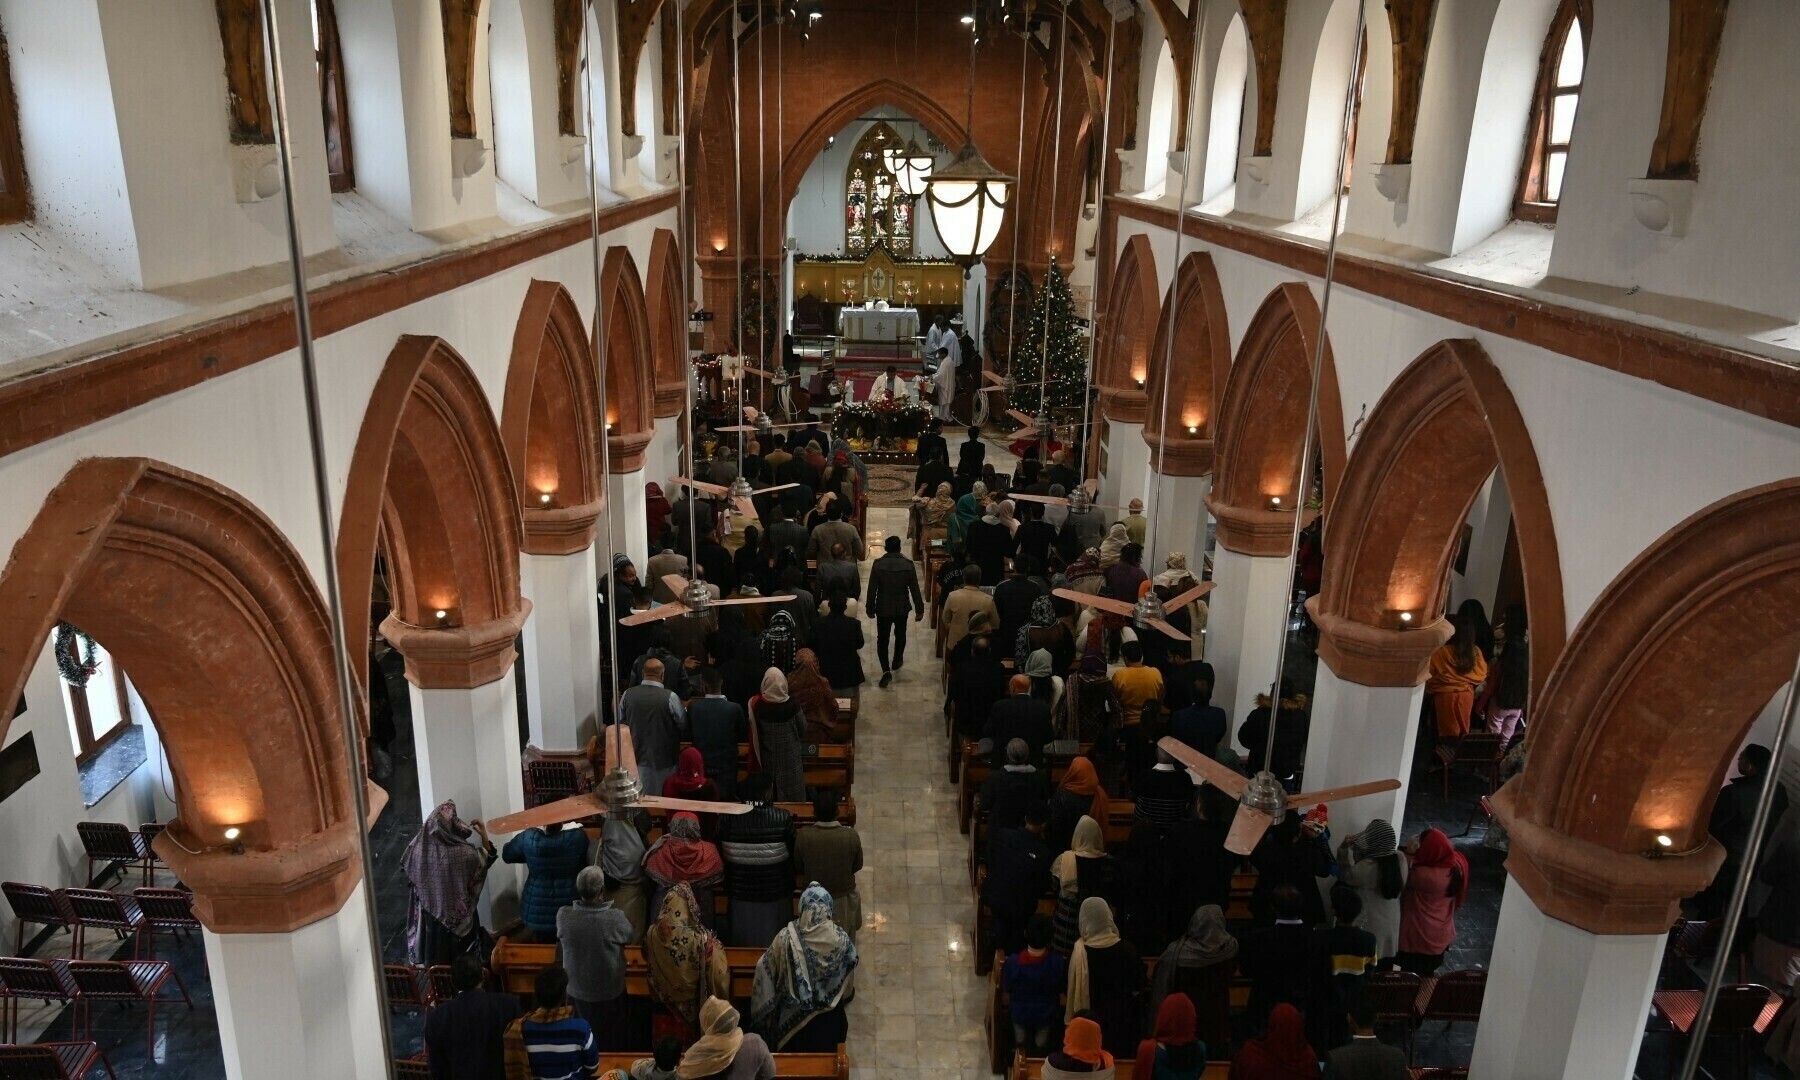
[1395,827,1469,975]
[1229,1003,1316,1079]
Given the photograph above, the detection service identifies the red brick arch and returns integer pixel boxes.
[504,280,605,556]
[340,336,526,689]
[1495,479,1800,932]
[1208,282,1346,556]
[0,458,374,933]
[1095,233,1161,423]
[646,229,687,420]
[1142,251,1231,476]
[600,247,656,473]
[1308,340,1565,692]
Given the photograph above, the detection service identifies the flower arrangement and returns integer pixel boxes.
[833,397,932,447]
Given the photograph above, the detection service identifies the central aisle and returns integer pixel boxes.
[842,502,993,1079]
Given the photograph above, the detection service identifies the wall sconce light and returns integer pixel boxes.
[1134,377,1145,390]
[712,241,726,254]
[1266,495,1287,512]
[1397,611,1414,627]
[605,421,615,432]
[537,491,554,506]
[1186,424,1199,435]
[223,826,244,854]
[1656,833,1674,850]
[434,609,450,627]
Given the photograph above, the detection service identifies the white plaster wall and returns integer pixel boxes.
[1233,0,1359,223]
[491,0,586,209]
[1140,43,1177,198]
[787,112,951,259]
[1200,12,1248,206]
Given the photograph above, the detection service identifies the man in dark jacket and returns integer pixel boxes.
[983,801,1053,955]
[689,667,745,798]
[865,535,924,686]
[1701,743,1791,916]
[809,593,865,691]
[717,773,797,948]
[1238,885,1332,1035]
[1322,995,1411,1079]
[425,952,521,1080]
[991,556,1045,659]
[979,738,1053,834]
[950,634,1009,742]
[984,674,1057,770]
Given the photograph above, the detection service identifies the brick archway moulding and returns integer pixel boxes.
[504,280,605,556]
[1305,339,1566,693]
[340,336,528,691]
[0,458,382,933]
[600,246,657,473]
[1094,233,1161,424]
[1142,250,1232,476]
[645,228,687,420]
[1207,282,1347,557]
[1494,478,1800,934]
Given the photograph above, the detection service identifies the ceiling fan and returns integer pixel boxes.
[1158,736,1400,856]
[1009,478,1130,515]
[619,573,796,627]
[978,369,1051,396]
[669,473,799,519]
[1051,582,1213,642]
[715,405,809,436]
[488,725,751,834]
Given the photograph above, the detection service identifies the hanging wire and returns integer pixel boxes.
[1259,0,1366,774]
[755,3,768,419]
[255,0,394,1059]
[1075,7,1121,490]
[1032,0,1072,444]
[1000,12,1030,427]
[583,0,623,719]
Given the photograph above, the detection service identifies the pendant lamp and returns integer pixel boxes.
[927,1,1012,276]
[895,135,934,197]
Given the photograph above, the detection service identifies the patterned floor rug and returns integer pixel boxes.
[865,464,917,508]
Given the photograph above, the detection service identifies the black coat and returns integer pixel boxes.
[965,519,1016,585]
[809,612,866,688]
[983,694,1057,770]
[950,656,1009,741]
[980,766,1053,833]
[865,552,924,620]
[424,988,522,1080]
[983,826,1051,917]
[1238,922,1331,1033]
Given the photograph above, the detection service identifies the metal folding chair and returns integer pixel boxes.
[1652,984,1782,1080]
[1362,969,1423,1061]
[3,882,75,955]
[62,959,193,1056]
[131,888,201,958]
[1413,969,1488,1064]
[385,964,428,1015]
[61,889,144,959]
[0,1041,117,1080]
[73,824,151,889]
[0,957,79,1044]
[524,760,582,808]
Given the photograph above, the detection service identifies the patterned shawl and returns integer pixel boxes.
[403,800,487,938]
[646,883,730,1026]
[750,884,858,1049]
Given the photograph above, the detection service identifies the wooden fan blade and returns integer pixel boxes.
[1156,737,1249,797]
[488,793,607,835]
[619,604,687,626]
[1010,493,1071,506]
[634,794,755,815]
[671,476,729,495]
[1050,587,1137,618]
[713,593,798,606]
[734,497,759,519]
[1006,409,1037,426]
[1286,778,1402,808]
[754,483,799,494]
[978,385,1008,394]
[1011,427,1041,441]
[983,369,1005,387]
[746,366,774,377]
[715,425,757,434]
[601,722,639,779]
[1147,618,1190,642]
[1165,582,1217,609]
[661,574,693,596]
[1225,805,1274,856]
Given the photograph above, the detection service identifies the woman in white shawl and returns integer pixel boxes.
[1153,552,1209,656]
[749,884,858,1052]
[1097,523,1130,568]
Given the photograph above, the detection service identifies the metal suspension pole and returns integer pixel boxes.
[1260,0,1366,774]
[1033,0,1072,453]
[1000,23,1029,428]
[1076,9,1120,489]
[1679,656,1800,1078]
[255,3,394,1065]
[583,0,623,719]
[755,4,768,419]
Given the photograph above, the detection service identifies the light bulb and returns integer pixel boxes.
[223,827,240,841]
[1398,611,1413,625]
[959,13,974,23]
[538,492,552,505]
[1656,834,1673,849]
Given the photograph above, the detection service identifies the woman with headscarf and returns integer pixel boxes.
[644,811,725,923]
[1060,652,1121,743]
[749,667,807,802]
[1025,649,1065,714]
[1396,827,1469,975]
[828,437,869,491]
[663,747,719,804]
[599,816,652,941]
[734,526,767,595]
[645,482,673,548]
[1049,758,1113,854]
[1020,594,1078,675]
[786,649,841,744]
[749,884,858,1052]
[677,997,776,1080]
[1042,484,1070,532]
[1065,897,1143,1057]
[1098,523,1130,568]
[965,497,1017,585]
[1335,818,1405,960]
[1229,1003,1317,1080]
[1134,993,1204,1080]
[1153,553,1209,660]
[996,498,1021,537]
[644,883,731,1043]
[1150,905,1238,1052]
[1051,815,1115,954]
[820,449,861,508]
[403,800,496,964]
[1042,1016,1114,1079]
[947,481,986,557]
[1066,548,1105,596]
[917,481,957,550]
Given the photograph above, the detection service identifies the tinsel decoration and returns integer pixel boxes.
[54,622,101,689]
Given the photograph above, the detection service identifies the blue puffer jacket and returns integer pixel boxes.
[501,827,591,933]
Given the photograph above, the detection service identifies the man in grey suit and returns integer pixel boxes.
[1322,997,1410,1079]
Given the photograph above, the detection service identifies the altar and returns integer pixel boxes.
[838,306,919,343]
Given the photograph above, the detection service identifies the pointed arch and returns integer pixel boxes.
[1498,479,1800,932]
[1142,251,1231,476]
[1208,282,1346,556]
[0,459,371,932]
[340,336,526,689]
[1310,340,1565,691]
[646,228,687,419]
[504,280,604,556]
[600,246,656,472]
[1095,233,1161,423]
[775,79,970,225]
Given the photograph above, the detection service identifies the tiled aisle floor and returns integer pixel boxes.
[843,505,993,1080]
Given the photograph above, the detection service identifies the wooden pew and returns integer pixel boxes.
[1009,1053,1232,1079]
[577,798,856,833]
[598,1046,848,1079]
[959,741,1092,832]
[676,741,855,789]
[966,801,1138,890]
[491,937,765,1002]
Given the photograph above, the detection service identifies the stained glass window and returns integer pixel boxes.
[844,121,916,255]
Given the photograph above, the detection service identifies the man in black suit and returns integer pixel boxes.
[982,801,1053,956]
[1237,885,1332,1036]
[1322,996,1410,1078]
[424,952,521,1080]
[983,674,1056,770]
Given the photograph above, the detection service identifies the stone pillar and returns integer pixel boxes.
[696,254,738,352]
[1144,472,1211,581]
[606,467,651,571]
[1207,547,1292,744]
[519,501,603,752]
[1299,609,1450,839]
[1101,419,1151,515]
[205,881,386,1080]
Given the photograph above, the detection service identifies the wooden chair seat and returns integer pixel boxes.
[62,959,192,1055]
[0,1041,115,1080]
[490,937,768,1001]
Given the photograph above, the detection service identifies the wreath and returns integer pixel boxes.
[54,622,101,689]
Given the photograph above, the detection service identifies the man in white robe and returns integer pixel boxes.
[873,365,907,401]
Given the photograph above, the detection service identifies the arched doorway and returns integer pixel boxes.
[646,229,687,421]
[1141,250,1231,569]
[1094,233,1161,424]
[600,246,656,474]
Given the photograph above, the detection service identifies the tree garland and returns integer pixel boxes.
[54,622,101,689]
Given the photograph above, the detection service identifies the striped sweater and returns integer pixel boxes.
[504,1007,599,1080]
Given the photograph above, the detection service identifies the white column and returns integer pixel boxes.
[1301,668,1424,838]
[1208,547,1293,743]
[1470,876,1664,1080]
[648,417,680,488]
[1145,472,1212,578]
[408,673,525,925]
[205,882,386,1080]
[605,468,651,571]
[1100,419,1152,513]
[519,547,602,751]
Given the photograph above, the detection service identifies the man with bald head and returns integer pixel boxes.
[983,672,1056,771]
[615,656,687,794]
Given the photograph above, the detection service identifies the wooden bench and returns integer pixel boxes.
[966,801,1138,891]
[676,741,855,789]
[958,742,1092,833]
[598,1046,848,1079]
[1010,1053,1232,1079]
[491,938,766,1002]
[578,798,856,833]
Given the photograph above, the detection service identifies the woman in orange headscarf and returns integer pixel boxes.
[1048,757,1112,856]
[1043,1016,1114,1078]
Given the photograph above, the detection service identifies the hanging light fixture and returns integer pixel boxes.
[895,131,934,197]
[927,0,1012,276]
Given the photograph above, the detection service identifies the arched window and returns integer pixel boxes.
[1141,42,1175,198]
[1515,0,1589,222]
[312,0,354,192]
[1202,14,1248,204]
[0,27,28,222]
[844,122,914,255]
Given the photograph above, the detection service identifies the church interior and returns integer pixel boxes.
[0,0,1796,1077]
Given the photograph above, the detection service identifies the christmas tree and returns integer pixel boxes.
[1006,256,1087,413]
